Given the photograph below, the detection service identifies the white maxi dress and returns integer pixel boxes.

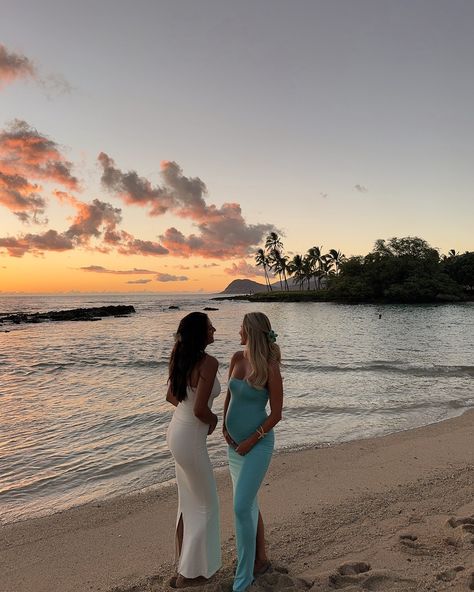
[166,377,221,578]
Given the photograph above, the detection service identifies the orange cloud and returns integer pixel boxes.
[0,120,79,189]
[65,199,122,244]
[0,230,74,257]
[0,172,46,221]
[0,44,35,88]
[0,120,79,223]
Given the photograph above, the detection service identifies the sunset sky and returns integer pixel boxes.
[1,0,473,293]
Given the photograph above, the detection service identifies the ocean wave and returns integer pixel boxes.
[27,358,168,372]
[283,398,474,416]
[289,362,474,378]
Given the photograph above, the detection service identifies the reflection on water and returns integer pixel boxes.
[0,293,473,523]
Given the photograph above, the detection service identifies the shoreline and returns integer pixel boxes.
[1,409,473,592]
[213,292,474,304]
[3,405,470,527]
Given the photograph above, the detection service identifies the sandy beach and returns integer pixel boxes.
[1,410,473,592]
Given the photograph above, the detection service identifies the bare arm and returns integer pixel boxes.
[193,355,219,434]
[166,384,180,407]
[235,361,283,455]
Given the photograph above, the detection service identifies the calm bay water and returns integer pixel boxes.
[0,293,473,524]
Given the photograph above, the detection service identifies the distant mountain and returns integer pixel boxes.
[221,277,305,294]
[220,279,268,294]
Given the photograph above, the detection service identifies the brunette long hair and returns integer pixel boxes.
[168,312,209,401]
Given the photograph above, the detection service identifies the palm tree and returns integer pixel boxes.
[280,254,290,291]
[255,248,272,291]
[288,254,305,289]
[265,232,283,254]
[307,246,323,289]
[302,255,314,290]
[320,255,335,286]
[268,248,290,291]
[328,249,345,275]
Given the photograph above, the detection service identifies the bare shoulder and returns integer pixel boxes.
[202,353,219,371]
[231,350,245,363]
[268,359,282,378]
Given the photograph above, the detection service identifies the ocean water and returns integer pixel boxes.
[0,293,473,524]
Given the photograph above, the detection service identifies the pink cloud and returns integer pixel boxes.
[224,259,266,277]
[0,120,78,189]
[0,120,79,223]
[99,156,275,259]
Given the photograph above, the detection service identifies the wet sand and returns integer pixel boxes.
[1,410,473,592]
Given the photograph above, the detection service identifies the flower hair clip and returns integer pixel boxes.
[267,329,278,343]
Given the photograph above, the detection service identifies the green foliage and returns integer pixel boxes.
[253,234,471,303]
[442,252,474,291]
[328,237,468,303]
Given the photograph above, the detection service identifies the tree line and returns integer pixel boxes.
[255,234,474,303]
[255,232,345,291]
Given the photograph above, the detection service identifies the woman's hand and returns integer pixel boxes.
[223,426,237,449]
[235,436,254,456]
[207,413,218,435]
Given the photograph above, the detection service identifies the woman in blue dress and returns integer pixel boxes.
[223,312,283,592]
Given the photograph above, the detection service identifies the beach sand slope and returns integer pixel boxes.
[1,411,473,592]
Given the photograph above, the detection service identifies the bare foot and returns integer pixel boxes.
[169,574,208,588]
[254,559,272,577]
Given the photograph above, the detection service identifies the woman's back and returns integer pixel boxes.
[172,377,220,424]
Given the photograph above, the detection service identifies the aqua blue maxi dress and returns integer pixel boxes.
[226,377,275,592]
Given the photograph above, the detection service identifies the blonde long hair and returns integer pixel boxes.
[243,312,281,389]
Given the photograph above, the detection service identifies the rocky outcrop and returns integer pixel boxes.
[0,305,136,325]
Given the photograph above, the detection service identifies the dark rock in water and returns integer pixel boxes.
[168,305,180,309]
[0,305,135,325]
[203,307,219,311]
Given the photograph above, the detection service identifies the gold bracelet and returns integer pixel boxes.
[256,426,265,439]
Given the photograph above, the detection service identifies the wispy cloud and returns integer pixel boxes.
[224,259,266,277]
[126,278,152,285]
[0,44,36,89]
[194,263,219,269]
[156,273,188,282]
[80,266,158,275]
[353,184,368,193]
[0,44,71,96]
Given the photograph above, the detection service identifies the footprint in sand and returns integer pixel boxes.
[436,565,465,582]
[447,516,474,534]
[324,562,416,591]
[399,533,418,546]
[398,533,429,555]
[252,569,309,591]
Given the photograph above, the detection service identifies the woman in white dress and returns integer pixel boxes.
[166,312,221,588]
